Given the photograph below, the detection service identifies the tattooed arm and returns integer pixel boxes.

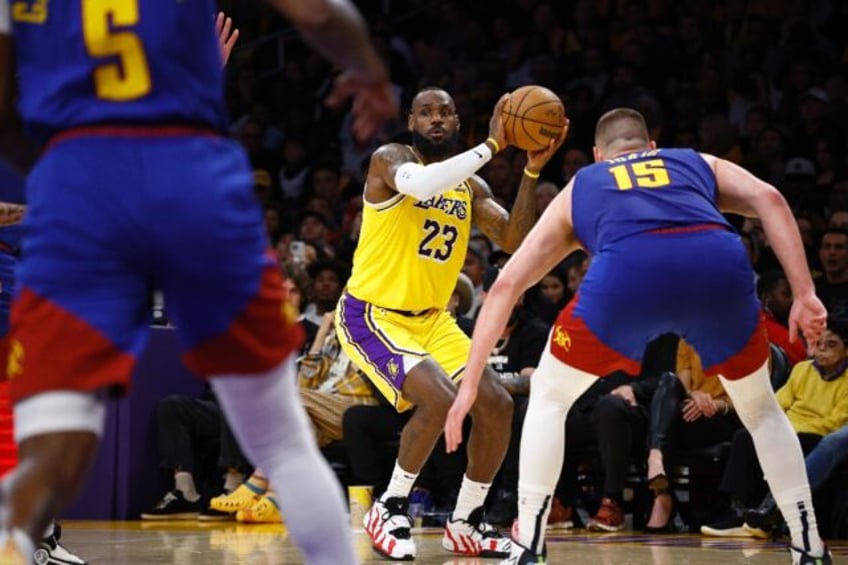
[469,172,538,254]
[0,202,25,227]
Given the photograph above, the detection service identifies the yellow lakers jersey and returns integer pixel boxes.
[346,181,473,311]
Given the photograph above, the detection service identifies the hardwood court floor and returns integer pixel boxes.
[61,521,848,564]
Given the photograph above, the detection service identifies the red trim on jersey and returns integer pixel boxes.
[183,263,304,376]
[646,222,728,235]
[549,295,641,377]
[45,124,221,153]
[703,315,770,380]
[8,287,136,402]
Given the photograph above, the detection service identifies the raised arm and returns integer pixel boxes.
[365,94,514,204]
[445,180,581,451]
[706,154,826,344]
[473,122,568,252]
[266,0,397,141]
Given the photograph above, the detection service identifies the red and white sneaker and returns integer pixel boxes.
[442,507,512,558]
[363,497,416,561]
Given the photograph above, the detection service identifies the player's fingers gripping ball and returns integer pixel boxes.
[502,85,567,151]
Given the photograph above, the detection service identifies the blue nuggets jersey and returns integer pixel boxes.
[12,0,227,142]
[571,148,731,254]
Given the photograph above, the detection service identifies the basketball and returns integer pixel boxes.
[502,85,567,151]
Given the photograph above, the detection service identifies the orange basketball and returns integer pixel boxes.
[502,85,566,151]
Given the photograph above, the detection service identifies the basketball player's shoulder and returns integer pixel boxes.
[371,142,416,165]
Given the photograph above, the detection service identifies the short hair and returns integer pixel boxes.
[594,108,650,152]
[409,86,452,114]
[756,269,787,299]
[827,320,848,345]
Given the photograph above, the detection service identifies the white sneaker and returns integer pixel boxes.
[363,497,416,561]
[35,524,87,565]
[442,507,511,557]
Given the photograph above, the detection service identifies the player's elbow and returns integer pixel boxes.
[753,184,788,215]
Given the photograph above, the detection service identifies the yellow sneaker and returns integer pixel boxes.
[236,494,283,524]
[210,482,265,514]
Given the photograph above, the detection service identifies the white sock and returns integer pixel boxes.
[174,471,200,502]
[381,461,418,502]
[211,356,356,564]
[223,470,245,493]
[776,485,824,556]
[42,521,54,539]
[452,475,491,521]
[720,367,824,556]
[0,528,34,561]
[516,350,597,553]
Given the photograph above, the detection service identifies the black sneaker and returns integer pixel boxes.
[198,506,235,522]
[743,493,782,539]
[500,538,546,564]
[700,502,749,537]
[35,523,87,565]
[141,490,202,520]
[791,546,833,564]
[487,489,517,527]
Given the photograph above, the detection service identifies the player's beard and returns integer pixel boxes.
[413,130,459,162]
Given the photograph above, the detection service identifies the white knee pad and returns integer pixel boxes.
[14,391,106,443]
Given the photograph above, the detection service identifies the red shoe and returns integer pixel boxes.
[547,497,573,529]
[587,497,625,532]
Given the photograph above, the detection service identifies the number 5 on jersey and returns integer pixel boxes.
[609,159,671,190]
[82,0,151,101]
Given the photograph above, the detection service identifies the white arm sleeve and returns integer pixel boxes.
[394,142,493,200]
[0,0,10,34]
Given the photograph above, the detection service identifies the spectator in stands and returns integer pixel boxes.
[758,270,809,365]
[744,422,848,538]
[535,181,560,219]
[141,387,251,522]
[462,246,488,319]
[297,209,336,259]
[301,259,347,328]
[702,322,848,537]
[560,147,590,185]
[643,340,742,532]
[816,228,848,325]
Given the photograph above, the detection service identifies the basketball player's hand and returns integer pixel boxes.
[610,385,636,406]
[215,12,239,67]
[789,293,827,346]
[326,73,399,143]
[487,93,510,151]
[525,120,570,174]
[445,385,476,453]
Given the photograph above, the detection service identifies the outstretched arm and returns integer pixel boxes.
[707,154,826,344]
[445,181,581,452]
[267,0,397,141]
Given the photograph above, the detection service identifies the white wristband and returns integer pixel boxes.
[394,142,492,201]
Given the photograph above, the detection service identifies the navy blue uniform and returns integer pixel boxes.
[9,1,303,401]
[551,148,767,379]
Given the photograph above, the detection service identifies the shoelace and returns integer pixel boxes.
[378,507,412,539]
